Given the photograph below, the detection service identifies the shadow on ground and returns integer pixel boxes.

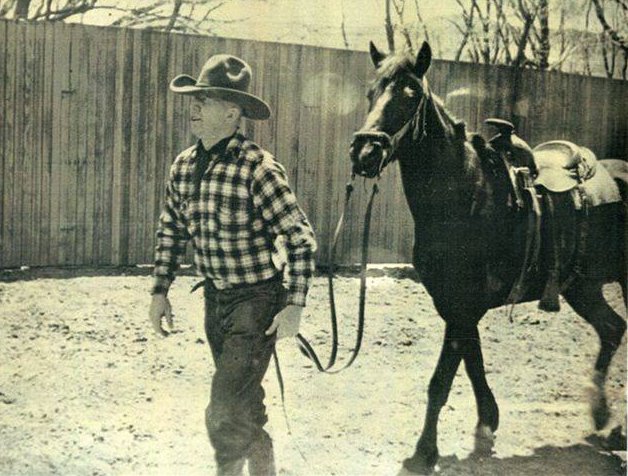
[399,435,626,476]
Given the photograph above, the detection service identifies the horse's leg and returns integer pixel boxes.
[461,327,500,456]
[402,323,467,474]
[563,281,626,429]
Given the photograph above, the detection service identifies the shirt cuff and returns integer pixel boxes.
[151,276,173,295]
[286,283,308,307]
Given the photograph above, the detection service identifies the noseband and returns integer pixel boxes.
[352,77,430,176]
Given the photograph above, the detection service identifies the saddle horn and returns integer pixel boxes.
[485,118,515,138]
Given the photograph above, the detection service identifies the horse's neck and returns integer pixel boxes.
[398,96,482,222]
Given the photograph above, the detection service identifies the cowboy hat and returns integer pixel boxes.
[170,54,271,120]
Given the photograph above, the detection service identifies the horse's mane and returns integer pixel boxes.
[429,93,467,140]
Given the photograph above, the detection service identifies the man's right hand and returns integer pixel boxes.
[149,294,173,336]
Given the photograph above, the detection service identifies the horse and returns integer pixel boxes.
[349,41,626,474]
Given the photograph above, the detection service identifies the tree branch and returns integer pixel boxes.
[385,0,395,52]
[591,0,628,53]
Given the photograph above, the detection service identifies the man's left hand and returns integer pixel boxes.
[265,305,303,339]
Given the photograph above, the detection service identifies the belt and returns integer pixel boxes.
[190,274,282,294]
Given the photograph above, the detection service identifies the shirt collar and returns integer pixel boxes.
[196,131,245,161]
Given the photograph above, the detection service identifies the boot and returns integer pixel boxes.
[247,431,276,476]
[216,457,245,476]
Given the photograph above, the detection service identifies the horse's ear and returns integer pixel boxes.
[369,41,386,68]
[414,41,432,78]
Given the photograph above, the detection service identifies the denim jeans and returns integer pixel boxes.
[203,276,287,476]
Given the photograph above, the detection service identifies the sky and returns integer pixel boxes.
[77,0,470,51]
[67,0,612,76]
[71,0,597,56]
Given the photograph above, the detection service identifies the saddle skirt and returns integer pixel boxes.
[533,140,622,208]
[533,140,596,192]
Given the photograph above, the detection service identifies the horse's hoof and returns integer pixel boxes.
[402,451,438,475]
[592,400,611,430]
[587,372,611,430]
[587,381,611,430]
[472,424,496,457]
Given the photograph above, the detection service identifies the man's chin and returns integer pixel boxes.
[190,125,205,139]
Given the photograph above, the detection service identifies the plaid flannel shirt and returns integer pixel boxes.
[152,133,317,306]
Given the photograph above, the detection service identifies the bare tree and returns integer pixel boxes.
[340,0,350,49]
[381,0,434,55]
[0,0,228,34]
[391,0,414,52]
[591,0,627,51]
[452,0,477,61]
[1,0,110,22]
[590,0,628,78]
[385,0,396,52]
[450,0,565,69]
[536,0,550,68]
[413,0,430,46]
[111,1,226,34]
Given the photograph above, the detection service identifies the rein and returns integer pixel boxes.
[295,178,379,373]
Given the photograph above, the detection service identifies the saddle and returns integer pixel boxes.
[533,140,597,193]
[476,119,621,313]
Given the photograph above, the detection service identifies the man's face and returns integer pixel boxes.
[189,94,237,139]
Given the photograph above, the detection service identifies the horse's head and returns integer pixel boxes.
[350,41,432,178]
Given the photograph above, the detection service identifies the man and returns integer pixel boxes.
[148,54,317,476]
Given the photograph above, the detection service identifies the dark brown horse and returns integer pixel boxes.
[349,41,626,474]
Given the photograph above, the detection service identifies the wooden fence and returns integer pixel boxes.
[1,21,627,268]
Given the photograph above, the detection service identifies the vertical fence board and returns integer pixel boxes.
[0,20,6,263]
[3,22,18,266]
[114,27,135,265]
[36,22,52,265]
[73,25,90,265]
[55,24,75,265]
[22,23,38,265]
[16,23,31,265]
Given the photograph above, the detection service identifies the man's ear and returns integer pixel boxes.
[226,104,242,122]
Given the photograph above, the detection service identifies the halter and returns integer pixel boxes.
[352,75,430,176]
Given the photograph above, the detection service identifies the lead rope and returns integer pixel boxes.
[294,180,353,371]
[271,350,308,462]
[271,181,355,463]
[296,180,379,373]
[274,180,377,464]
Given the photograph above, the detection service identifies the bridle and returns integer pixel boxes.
[351,75,430,177]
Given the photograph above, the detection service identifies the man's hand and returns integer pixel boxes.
[265,305,303,340]
[149,294,174,336]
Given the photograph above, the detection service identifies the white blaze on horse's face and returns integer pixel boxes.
[349,86,396,178]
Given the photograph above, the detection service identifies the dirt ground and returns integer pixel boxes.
[0,267,625,476]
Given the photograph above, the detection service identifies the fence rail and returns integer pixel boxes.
[1,21,626,268]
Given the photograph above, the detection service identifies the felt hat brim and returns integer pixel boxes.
[170,74,271,121]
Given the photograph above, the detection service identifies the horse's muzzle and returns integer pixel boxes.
[350,132,391,178]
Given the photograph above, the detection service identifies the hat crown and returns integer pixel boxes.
[169,53,270,120]
[196,54,251,92]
